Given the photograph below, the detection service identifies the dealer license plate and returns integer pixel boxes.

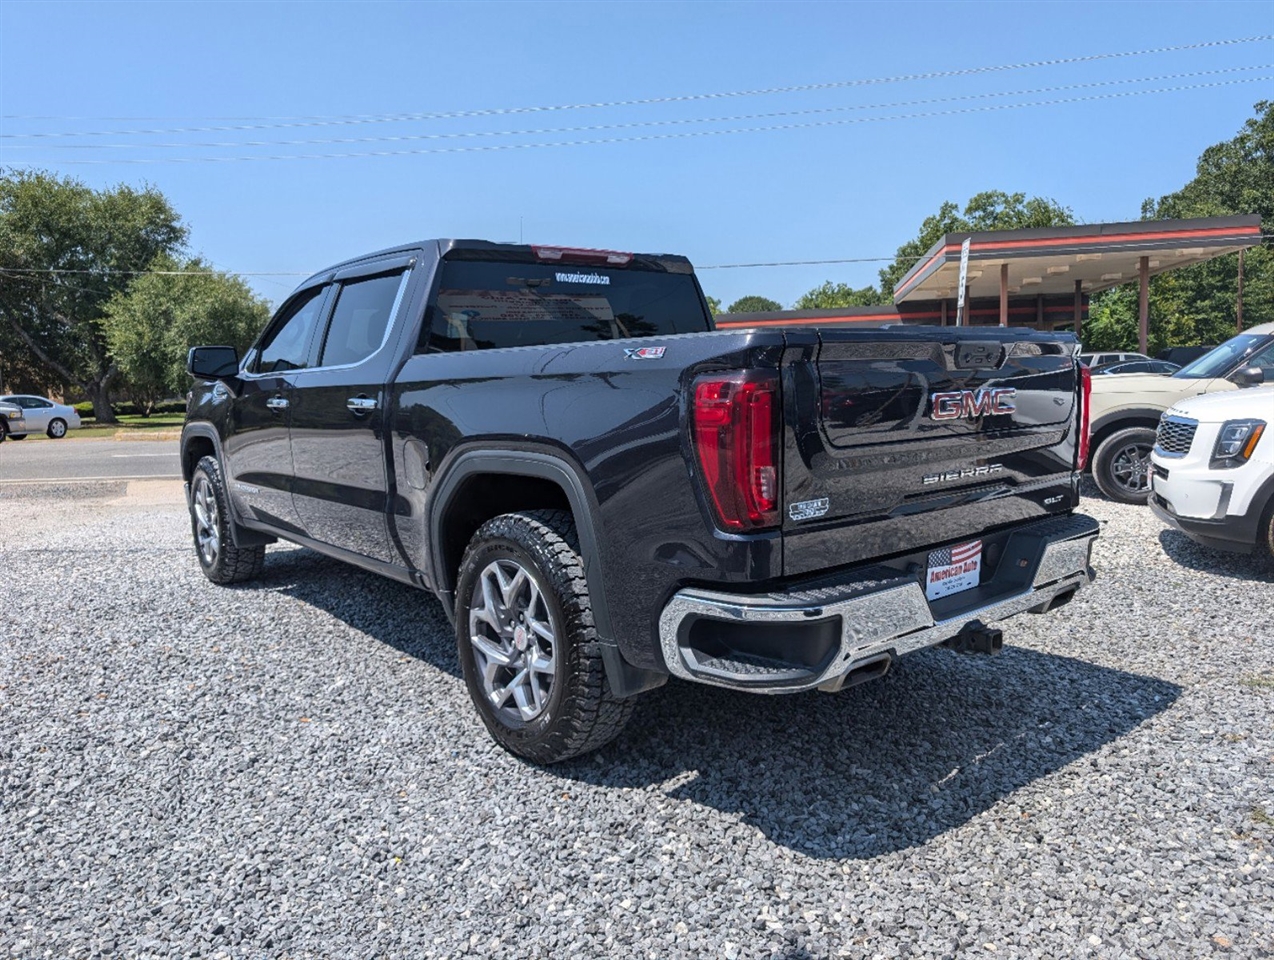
[925,539,983,602]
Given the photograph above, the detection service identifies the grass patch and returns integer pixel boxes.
[1252,806,1274,828]
[1239,674,1274,691]
[14,413,185,441]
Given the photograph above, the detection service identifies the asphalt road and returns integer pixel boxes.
[0,437,181,483]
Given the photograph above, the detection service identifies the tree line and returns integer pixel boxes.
[0,171,270,422]
[711,100,1271,354]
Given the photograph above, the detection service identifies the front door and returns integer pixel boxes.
[289,258,415,564]
[224,284,330,534]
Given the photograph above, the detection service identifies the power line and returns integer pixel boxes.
[7,65,1267,153]
[5,237,1266,281]
[21,75,1272,166]
[3,34,1269,138]
[0,267,307,277]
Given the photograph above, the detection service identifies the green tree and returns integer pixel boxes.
[1138,100,1272,345]
[704,294,722,316]
[726,295,782,313]
[794,281,887,309]
[104,256,270,414]
[0,170,187,422]
[878,191,1076,298]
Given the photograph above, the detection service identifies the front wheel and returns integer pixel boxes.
[189,455,265,584]
[454,510,635,764]
[47,418,67,439]
[1092,427,1156,504]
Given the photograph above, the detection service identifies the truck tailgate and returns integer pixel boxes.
[782,329,1080,577]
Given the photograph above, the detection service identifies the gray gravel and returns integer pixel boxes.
[2,485,1272,958]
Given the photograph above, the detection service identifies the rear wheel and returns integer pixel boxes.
[454,510,635,764]
[47,418,67,439]
[1092,427,1156,504]
[189,455,265,585]
[0,421,7,442]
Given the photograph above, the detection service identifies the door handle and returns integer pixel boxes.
[346,396,378,414]
[265,397,289,411]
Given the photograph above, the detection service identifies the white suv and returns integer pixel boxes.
[1149,386,1274,556]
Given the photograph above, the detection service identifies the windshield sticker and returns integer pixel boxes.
[555,272,610,285]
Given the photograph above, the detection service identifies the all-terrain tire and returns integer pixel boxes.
[454,509,636,764]
[190,455,266,585]
[1093,426,1157,505]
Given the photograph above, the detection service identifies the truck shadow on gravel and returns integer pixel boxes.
[254,546,462,677]
[254,547,1182,863]
[1157,529,1274,583]
[558,649,1181,861]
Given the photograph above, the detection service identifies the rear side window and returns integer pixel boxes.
[420,259,710,353]
[256,286,328,373]
[319,271,407,368]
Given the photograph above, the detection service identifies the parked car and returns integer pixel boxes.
[1087,322,1274,504]
[181,239,1098,764]
[1092,360,1181,376]
[0,401,26,442]
[1149,385,1274,556]
[0,395,82,439]
[1078,351,1150,369]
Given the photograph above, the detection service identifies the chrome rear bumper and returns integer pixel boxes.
[657,513,1099,693]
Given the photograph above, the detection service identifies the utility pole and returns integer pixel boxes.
[1236,248,1245,333]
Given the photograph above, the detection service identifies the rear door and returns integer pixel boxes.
[782,329,1079,576]
[288,255,416,563]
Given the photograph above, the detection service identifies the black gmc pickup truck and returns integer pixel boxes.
[182,239,1099,763]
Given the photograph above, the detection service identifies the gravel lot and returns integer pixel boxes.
[2,484,1272,959]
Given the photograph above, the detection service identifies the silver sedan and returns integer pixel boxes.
[0,395,82,439]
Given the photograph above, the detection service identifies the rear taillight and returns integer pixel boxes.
[1077,363,1092,471]
[692,370,780,530]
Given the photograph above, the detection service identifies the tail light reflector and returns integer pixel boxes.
[1077,363,1092,471]
[692,370,780,530]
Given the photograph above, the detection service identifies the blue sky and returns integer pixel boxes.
[1,0,1271,309]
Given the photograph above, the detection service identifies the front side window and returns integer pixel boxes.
[420,259,711,353]
[1245,341,1274,376]
[256,286,327,374]
[318,271,406,368]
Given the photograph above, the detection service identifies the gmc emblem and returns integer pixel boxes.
[930,387,1017,421]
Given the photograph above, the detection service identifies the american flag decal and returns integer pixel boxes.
[930,540,983,566]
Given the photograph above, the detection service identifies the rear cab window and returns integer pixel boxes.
[419,255,711,353]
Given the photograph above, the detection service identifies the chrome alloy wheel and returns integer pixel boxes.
[1110,442,1152,495]
[192,475,221,567]
[468,558,557,724]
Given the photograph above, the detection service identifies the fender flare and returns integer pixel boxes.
[426,445,667,699]
[427,445,611,638]
[1090,406,1167,450]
